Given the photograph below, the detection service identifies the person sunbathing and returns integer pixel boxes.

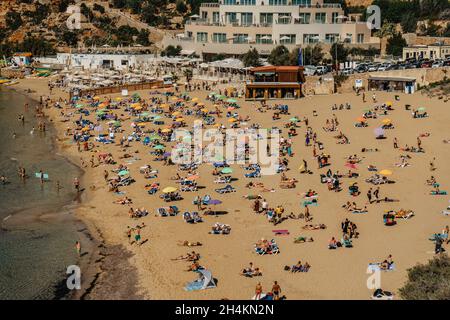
[426,176,437,185]
[113,196,132,205]
[177,240,202,247]
[303,224,326,230]
[186,261,202,272]
[294,236,314,243]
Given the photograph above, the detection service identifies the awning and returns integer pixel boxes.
[368,76,416,82]
[180,49,195,56]
[255,72,275,76]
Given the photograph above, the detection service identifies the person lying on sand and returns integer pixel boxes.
[113,196,132,205]
[172,251,200,261]
[302,224,326,230]
[186,261,203,272]
[242,194,262,200]
[294,236,314,243]
[177,240,202,247]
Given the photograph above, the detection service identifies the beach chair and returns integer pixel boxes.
[169,206,179,215]
[157,208,168,217]
[430,190,447,195]
[245,170,261,178]
[202,195,211,205]
[215,184,236,194]
[183,212,195,223]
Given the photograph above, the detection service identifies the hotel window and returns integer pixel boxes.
[344,33,352,43]
[269,0,287,5]
[325,34,339,43]
[223,0,237,4]
[260,13,273,25]
[212,12,220,23]
[241,12,253,26]
[239,0,256,4]
[233,34,249,44]
[226,12,238,24]
[357,33,364,43]
[331,12,339,23]
[201,11,208,20]
[303,34,319,44]
[197,32,208,43]
[256,34,273,44]
[277,13,291,24]
[315,12,326,24]
[292,0,311,5]
[297,12,310,24]
[212,33,227,43]
[280,34,296,44]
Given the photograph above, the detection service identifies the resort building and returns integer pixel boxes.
[163,0,379,58]
[402,44,450,60]
[245,65,305,99]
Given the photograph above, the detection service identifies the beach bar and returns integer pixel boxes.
[368,76,416,94]
[245,66,305,100]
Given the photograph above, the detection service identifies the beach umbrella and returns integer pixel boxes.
[149,135,161,140]
[81,127,90,132]
[75,104,83,108]
[227,98,237,103]
[162,186,177,193]
[221,167,233,174]
[356,117,366,122]
[93,96,100,100]
[186,175,199,181]
[171,97,179,101]
[137,123,146,127]
[172,111,181,116]
[418,107,426,112]
[208,199,222,205]
[115,97,122,101]
[386,101,392,106]
[228,118,237,122]
[192,97,200,103]
[182,135,192,142]
[140,112,150,117]
[289,117,300,122]
[382,118,391,124]
[153,115,162,120]
[175,117,185,122]
[113,121,121,127]
[227,107,235,111]
[161,128,172,133]
[118,170,129,176]
[374,127,384,137]
[379,169,393,176]
[216,95,226,100]
[201,108,209,113]
[154,144,165,150]
[163,152,171,157]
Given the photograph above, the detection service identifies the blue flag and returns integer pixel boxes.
[298,47,303,66]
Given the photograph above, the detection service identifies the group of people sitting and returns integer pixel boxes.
[128,207,149,219]
[240,262,262,278]
[284,260,311,273]
[255,239,279,255]
[209,223,231,234]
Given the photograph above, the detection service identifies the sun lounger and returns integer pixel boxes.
[215,184,236,194]
[352,210,368,214]
[302,200,318,207]
[430,190,447,195]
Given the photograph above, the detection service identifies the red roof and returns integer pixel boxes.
[250,66,304,73]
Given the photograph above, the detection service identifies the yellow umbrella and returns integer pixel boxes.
[93,96,100,100]
[213,123,221,127]
[134,106,142,110]
[115,97,122,101]
[386,101,392,106]
[161,128,172,133]
[171,97,178,101]
[162,186,177,193]
[382,118,391,124]
[172,111,181,116]
[201,108,209,113]
[175,118,184,122]
[192,97,199,102]
[81,127,90,132]
[137,123,146,127]
[197,102,205,106]
[160,104,169,108]
[228,118,237,122]
[379,169,393,176]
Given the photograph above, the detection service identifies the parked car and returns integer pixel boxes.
[443,59,450,66]
[377,63,391,71]
[315,66,328,75]
[386,64,399,71]
[367,64,379,72]
[432,60,443,68]
[420,60,432,68]
[354,64,368,73]
[340,68,354,75]
[304,65,317,76]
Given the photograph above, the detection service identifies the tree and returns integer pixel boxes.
[161,45,182,57]
[136,29,151,46]
[141,2,157,25]
[176,0,188,14]
[399,255,450,300]
[93,4,106,14]
[386,32,407,57]
[62,30,79,47]
[330,42,348,64]
[268,45,291,66]
[301,45,324,66]
[241,48,261,67]
[401,12,418,33]
[6,11,23,31]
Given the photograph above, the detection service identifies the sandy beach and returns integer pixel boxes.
[7,76,450,300]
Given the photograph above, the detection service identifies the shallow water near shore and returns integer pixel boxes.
[0,89,85,299]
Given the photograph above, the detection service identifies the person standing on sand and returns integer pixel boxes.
[272,281,281,300]
[393,137,398,149]
[255,282,263,300]
[430,157,436,171]
[367,188,372,204]
[362,92,366,102]
[374,187,380,202]
[75,241,81,256]
[73,177,80,192]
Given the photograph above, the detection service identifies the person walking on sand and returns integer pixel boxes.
[75,241,81,257]
[362,92,366,103]
[393,137,398,149]
[134,227,141,245]
[430,157,436,171]
[73,177,80,192]
[374,187,380,202]
[255,282,263,300]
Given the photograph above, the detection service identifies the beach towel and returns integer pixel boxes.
[368,263,395,272]
[352,210,368,214]
[34,173,49,180]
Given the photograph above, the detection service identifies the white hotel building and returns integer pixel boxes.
[163,0,379,58]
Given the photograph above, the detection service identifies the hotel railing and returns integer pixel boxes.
[200,3,220,7]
